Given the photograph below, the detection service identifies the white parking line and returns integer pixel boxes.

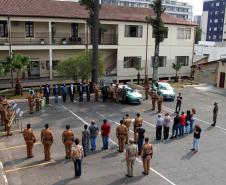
[61,105,176,185]
[162,106,226,132]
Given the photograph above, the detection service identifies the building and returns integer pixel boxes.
[193,58,226,89]
[0,0,196,88]
[201,0,226,42]
[102,0,193,20]
[194,15,202,27]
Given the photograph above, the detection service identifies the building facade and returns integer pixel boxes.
[0,0,195,88]
[201,0,226,42]
[102,0,193,20]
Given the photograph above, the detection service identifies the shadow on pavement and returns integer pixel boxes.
[107,175,144,185]
[205,125,214,131]
[181,151,195,160]
[52,177,75,185]
[102,151,119,159]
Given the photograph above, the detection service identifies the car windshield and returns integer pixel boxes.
[159,84,172,90]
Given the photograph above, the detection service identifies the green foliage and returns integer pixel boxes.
[57,51,105,81]
[172,63,182,75]
[195,26,202,44]
[133,62,144,72]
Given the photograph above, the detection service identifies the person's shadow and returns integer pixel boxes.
[107,175,144,185]
[52,177,74,185]
[181,150,195,160]
[206,125,214,131]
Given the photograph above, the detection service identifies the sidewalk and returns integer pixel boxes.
[194,85,226,97]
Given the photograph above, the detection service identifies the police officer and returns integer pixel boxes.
[141,137,153,175]
[28,91,34,114]
[157,92,163,113]
[116,120,128,152]
[151,90,158,111]
[123,114,132,144]
[212,102,218,126]
[23,124,36,158]
[41,124,53,161]
[115,84,121,103]
[4,106,14,136]
[144,82,150,100]
[62,125,74,159]
[133,113,143,143]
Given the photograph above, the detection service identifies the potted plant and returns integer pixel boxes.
[61,38,67,45]
[40,39,45,45]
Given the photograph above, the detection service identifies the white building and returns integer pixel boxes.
[103,0,193,20]
[0,0,196,88]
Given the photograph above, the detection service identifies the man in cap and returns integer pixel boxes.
[133,113,143,143]
[211,102,218,126]
[116,120,128,152]
[23,124,36,158]
[141,137,153,175]
[41,124,53,161]
[151,89,158,111]
[62,125,74,159]
[123,114,132,144]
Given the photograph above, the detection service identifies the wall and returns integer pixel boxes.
[217,61,226,88]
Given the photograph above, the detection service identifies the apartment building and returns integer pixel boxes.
[103,0,193,20]
[0,0,196,88]
[201,0,226,42]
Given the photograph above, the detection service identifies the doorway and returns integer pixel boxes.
[219,72,225,88]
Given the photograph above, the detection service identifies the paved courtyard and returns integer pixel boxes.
[0,86,226,185]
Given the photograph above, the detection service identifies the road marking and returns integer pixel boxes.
[162,106,226,132]
[0,142,41,151]
[61,105,176,185]
[4,160,55,174]
[0,162,8,185]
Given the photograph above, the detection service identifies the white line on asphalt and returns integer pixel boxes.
[0,162,8,185]
[162,106,226,132]
[62,105,176,185]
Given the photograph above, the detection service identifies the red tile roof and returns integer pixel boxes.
[0,0,196,26]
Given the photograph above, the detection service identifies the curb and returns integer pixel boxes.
[0,162,8,185]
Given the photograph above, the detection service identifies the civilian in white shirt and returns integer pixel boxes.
[163,113,171,140]
[156,114,164,140]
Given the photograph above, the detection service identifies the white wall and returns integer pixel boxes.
[201,11,208,41]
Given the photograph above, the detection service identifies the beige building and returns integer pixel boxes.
[0,0,196,88]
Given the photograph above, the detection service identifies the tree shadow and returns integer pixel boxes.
[107,175,144,185]
[181,150,195,160]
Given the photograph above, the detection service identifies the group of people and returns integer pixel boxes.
[21,112,153,178]
[0,96,15,136]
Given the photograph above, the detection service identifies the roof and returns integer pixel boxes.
[0,0,196,26]
[192,59,226,67]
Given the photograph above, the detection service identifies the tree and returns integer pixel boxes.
[57,51,105,82]
[1,53,29,95]
[146,0,168,87]
[134,63,144,84]
[195,26,202,44]
[80,0,100,83]
[172,63,182,82]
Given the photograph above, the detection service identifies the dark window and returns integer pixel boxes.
[176,56,189,66]
[71,23,78,38]
[25,22,34,38]
[151,56,167,67]
[124,57,141,68]
[125,25,143,37]
[0,21,8,37]
[53,60,59,70]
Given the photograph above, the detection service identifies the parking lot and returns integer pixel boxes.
[0,86,226,185]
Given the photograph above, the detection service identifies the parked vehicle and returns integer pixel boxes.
[153,82,175,101]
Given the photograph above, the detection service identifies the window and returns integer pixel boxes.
[214,19,218,23]
[213,35,217,40]
[123,57,141,68]
[71,23,78,38]
[125,25,143,38]
[209,27,212,31]
[151,56,167,67]
[216,2,220,6]
[0,21,8,37]
[177,28,191,39]
[53,60,59,70]
[214,27,217,31]
[152,27,168,38]
[25,22,34,37]
[210,19,212,23]
[176,56,189,66]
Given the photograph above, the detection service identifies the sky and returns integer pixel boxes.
[177,0,204,16]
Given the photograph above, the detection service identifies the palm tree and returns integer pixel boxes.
[172,63,182,82]
[146,0,168,88]
[80,0,100,83]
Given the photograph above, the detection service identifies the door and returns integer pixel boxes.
[219,72,225,88]
[28,61,40,78]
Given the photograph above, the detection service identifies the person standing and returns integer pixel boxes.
[62,125,74,159]
[123,114,132,144]
[43,84,50,105]
[170,112,180,139]
[163,113,171,140]
[85,82,91,102]
[116,120,128,152]
[4,106,14,136]
[185,110,191,134]
[151,90,158,111]
[41,124,53,161]
[121,86,127,104]
[69,83,76,102]
[175,92,182,113]
[53,84,60,104]
[23,123,36,158]
[125,140,138,178]
[94,83,100,102]
[101,85,108,102]
[61,84,67,103]
[28,91,34,114]
[179,112,186,136]
[108,84,114,102]
[101,119,111,150]
[82,124,90,157]
[72,138,84,177]
[137,126,145,155]
[156,114,164,140]
[35,90,41,111]
[141,137,153,175]
[133,113,143,143]
[77,82,84,102]
[190,108,196,133]
[211,102,218,126]
[143,82,150,100]
[89,121,99,151]
[114,84,121,103]
[191,124,202,153]
[157,93,163,113]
